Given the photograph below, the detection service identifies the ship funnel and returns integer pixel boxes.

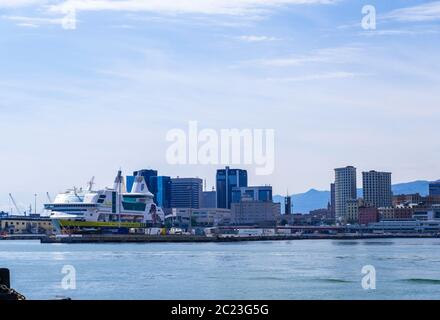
[131,175,153,196]
[113,170,127,193]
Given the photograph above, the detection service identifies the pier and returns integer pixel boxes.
[39,233,439,244]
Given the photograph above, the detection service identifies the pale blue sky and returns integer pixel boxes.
[1,0,440,211]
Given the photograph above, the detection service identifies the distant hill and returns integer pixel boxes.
[274,189,330,214]
[275,180,435,214]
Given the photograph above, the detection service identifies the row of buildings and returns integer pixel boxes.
[3,165,439,234]
[123,167,280,228]
[329,166,440,226]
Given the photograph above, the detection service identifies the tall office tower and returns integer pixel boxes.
[152,176,172,208]
[126,176,135,193]
[216,167,248,209]
[362,170,392,208]
[170,178,202,209]
[335,166,357,222]
[330,183,336,216]
[285,196,292,215]
[429,182,440,196]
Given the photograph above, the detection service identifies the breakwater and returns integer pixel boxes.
[39,233,439,244]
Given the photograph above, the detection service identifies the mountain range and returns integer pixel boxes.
[274,180,436,214]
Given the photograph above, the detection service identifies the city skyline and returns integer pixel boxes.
[1,163,439,214]
[1,0,440,209]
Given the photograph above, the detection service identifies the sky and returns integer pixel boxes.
[1,0,440,212]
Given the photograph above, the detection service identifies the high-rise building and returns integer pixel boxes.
[201,191,217,208]
[362,171,392,208]
[126,175,135,193]
[216,167,248,209]
[429,182,440,196]
[152,176,172,209]
[285,196,292,215]
[170,178,202,209]
[231,186,272,204]
[335,166,357,222]
[330,183,336,216]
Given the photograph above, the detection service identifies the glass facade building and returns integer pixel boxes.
[152,176,172,208]
[216,167,248,209]
[170,178,203,209]
[231,186,273,203]
[429,182,440,196]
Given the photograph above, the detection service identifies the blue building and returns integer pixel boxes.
[152,176,172,208]
[201,191,217,208]
[429,182,440,196]
[231,186,273,203]
[216,167,248,209]
[126,175,135,193]
[171,178,203,209]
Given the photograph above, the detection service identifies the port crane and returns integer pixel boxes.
[8,193,25,216]
[87,176,95,192]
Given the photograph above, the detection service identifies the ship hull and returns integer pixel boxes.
[52,219,152,234]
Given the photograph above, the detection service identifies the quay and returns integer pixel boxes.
[39,233,439,244]
[1,234,48,241]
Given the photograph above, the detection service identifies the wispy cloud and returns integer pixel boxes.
[249,46,361,67]
[236,35,280,42]
[359,28,440,37]
[0,0,46,8]
[48,0,339,16]
[2,15,67,27]
[385,1,440,22]
[267,71,366,82]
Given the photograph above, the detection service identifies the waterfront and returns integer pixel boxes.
[1,239,440,300]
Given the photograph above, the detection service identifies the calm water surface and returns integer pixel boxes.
[1,239,440,300]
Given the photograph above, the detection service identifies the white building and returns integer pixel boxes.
[335,166,357,222]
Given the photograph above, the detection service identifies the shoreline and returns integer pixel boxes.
[2,233,438,244]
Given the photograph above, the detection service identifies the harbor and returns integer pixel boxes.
[2,238,440,300]
[1,231,438,244]
[2,169,440,245]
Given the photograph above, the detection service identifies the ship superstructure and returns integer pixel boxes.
[45,171,164,234]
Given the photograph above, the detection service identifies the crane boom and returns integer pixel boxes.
[87,176,95,192]
[8,193,23,215]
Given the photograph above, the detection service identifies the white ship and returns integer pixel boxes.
[45,171,165,234]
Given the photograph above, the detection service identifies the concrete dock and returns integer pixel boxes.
[39,233,439,244]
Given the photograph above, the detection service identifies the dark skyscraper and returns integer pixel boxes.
[429,182,440,196]
[216,167,248,209]
[171,178,202,209]
[152,176,172,208]
[285,196,292,215]
[330,183,336,216]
